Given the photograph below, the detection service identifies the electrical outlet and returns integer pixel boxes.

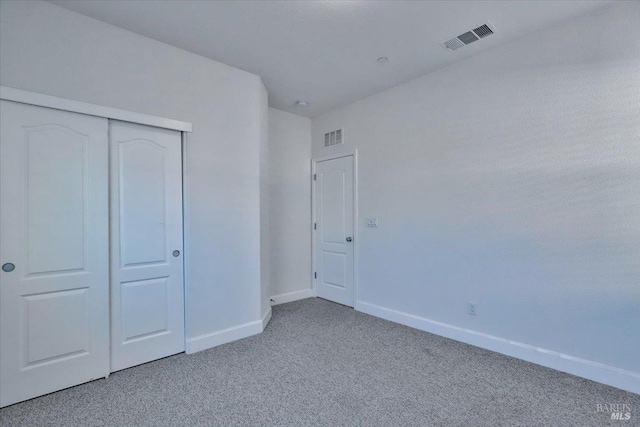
[366,218,378,227]
[467,302,477,316]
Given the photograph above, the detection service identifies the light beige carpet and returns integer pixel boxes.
[1,297,638,426]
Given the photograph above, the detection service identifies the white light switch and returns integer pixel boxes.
[366,218,378,228]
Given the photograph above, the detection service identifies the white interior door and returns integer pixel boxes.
[109,120,184,372]
[0,101,109,407]
[314,156,354,307]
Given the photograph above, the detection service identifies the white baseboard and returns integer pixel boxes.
[355,301,640,395]
[262,307,272,330]
[270,288,313,306]
[186,307,273,354]
[186,319,263,354]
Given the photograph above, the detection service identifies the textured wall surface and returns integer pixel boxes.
[268,108,312,298]
[260,85,271,319]
[0,0,265,339]
[312,2,640,374]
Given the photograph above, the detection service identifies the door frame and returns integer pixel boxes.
[181,132,190,353]
[311,149,358,306]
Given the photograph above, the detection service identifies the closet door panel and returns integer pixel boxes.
[119,139,167,266]
[0,101,109,407]
[109,120,184,372]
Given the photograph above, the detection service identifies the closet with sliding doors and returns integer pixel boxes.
[0,87,191,407]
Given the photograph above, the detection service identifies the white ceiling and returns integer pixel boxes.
[50,0,610,117]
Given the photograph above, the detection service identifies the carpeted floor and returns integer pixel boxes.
[1,297,638,426]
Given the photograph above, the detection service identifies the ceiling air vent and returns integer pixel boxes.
[441,23,496,52]
[473,24,493,38]
[443,38,465,51]
[457,31,479,45]
[324,129,343,147]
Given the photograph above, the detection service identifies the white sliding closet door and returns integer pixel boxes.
[0,101,109,407]
[109,120,184,372]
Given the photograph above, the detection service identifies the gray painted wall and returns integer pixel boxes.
[0,0,265,341]
[268,108,312,299]
[260,86,271,319]
[312,2,640,377]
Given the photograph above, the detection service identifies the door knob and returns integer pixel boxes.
[172,250,180,257]
[2,263,15,272]
[346,237,352,242]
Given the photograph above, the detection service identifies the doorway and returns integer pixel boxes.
[312,153,356,307]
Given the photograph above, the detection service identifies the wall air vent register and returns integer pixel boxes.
[324,129,343,147]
